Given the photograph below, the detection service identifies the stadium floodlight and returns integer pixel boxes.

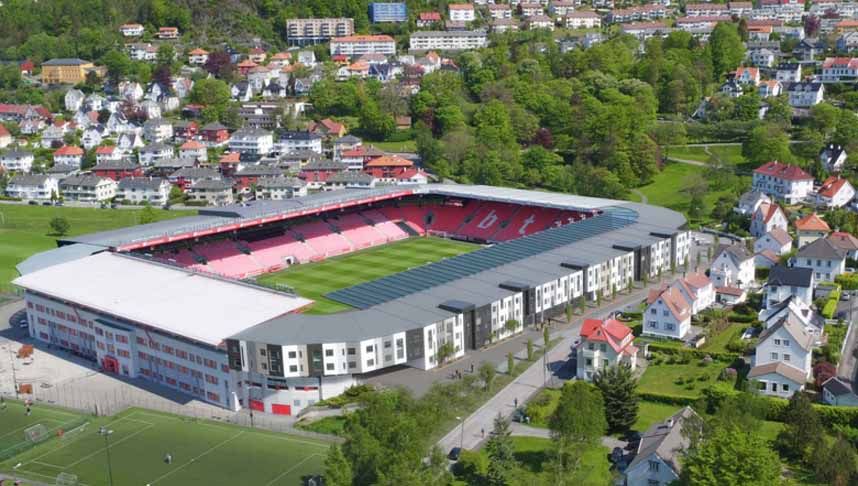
[99,427,115,486]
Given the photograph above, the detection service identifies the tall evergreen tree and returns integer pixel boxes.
[593,364,639,433]
[776,393,824,463]
[485,413,515,486]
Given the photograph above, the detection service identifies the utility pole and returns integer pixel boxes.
[9,347,18,399]
[99,427,114,486]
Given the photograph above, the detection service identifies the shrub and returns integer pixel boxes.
[836,273,858,291]
[638,392,697,406]
[454,449,488,482]
[648,343,738,362]
[719,367,738,382]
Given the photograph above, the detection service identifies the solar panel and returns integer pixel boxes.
[326,209,638,308]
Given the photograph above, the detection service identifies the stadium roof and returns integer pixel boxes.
[13,252,310,347]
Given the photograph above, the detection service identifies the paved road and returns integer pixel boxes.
[836,297,858,381]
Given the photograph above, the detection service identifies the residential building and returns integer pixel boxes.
[330,35,396,58]
[41,58,100,84]
[734,66,760,84]
[686,2,728,16]
[757,79,782,98]
[417,12,442,27]
[819,144,847,172]
[409,30,488,51]
[792,237,847,281]
[752,161,814,204]
[710,243,755,289]
[229,129,274,156]
[120,23,144,37]
[820,57,858,83]
[491,18,520,33]
[827,232,858,260]
[138,143,175,166]
[179,140,207,163]
[488,4,513,19]
[575,318,637,381]
[59,175,117,203]
[795,213,830,248]
[143,118,173,143]
[187,179,234,206]
[92,160,144,181]
[750,48,776,67]
[750,202,788,238]
[94,146,121,165]
[526,15,555,30]
[822,377,858,406]
[188,48,209,65]
[776,63,802,83]
[837,32,858,52]
[549,1,577,17]
[117,177,171,205]
[755,228,792,256]
[644,285,692,340]
[53,145,84,168]
[169,167,220,190]
[286,18,355,45]
[325,171,377,190]
[564,11,601,29]
[255,176,308,200]
[625,407,699,486]
[448,4,475,22]
[0,150,34,172]
[369,3,407,23]
[308,119,347,140]
[816,176,855,209]
[764,265,814,309]
[620,22,672,41]
[788,81,825,108]
[748,315,812,398]
[5,174,59,201]
[128,43,157,62]
[158,27,179,40]
[520,3,545,17]
[299,159,348,189]
[200,122,230,147]
[735,190,772,215]
[759,297,824,342]
[364,155,414,182]
[277,131,323,154]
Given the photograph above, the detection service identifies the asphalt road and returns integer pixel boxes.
[836,296,858,381]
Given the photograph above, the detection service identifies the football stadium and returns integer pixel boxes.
[13,184,690,415]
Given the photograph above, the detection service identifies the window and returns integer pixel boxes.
[260,349,266,356]
[650,308,656,315]
[774,339,781,345]
[586,358,592,366]
[771,382,777,392]
[599,344,606,352]
[783,354,790,362]
[588,343,595,350]
[384,341,392,348]
[648,461,660,472]
[783,340,790,347]
[348,361,356,369]
[771,352,778,360]
[289,365,298,372]
[347,348,355,355]
[367,359,374,366]
[666,323,675,331]
[649,321,659,329]
[325,349,334,357]
[366,345,373,353]
[326,363,334,371]
[783,383,790,392]
[288,351,297,359]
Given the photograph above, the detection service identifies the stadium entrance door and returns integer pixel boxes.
[102,356,119,373]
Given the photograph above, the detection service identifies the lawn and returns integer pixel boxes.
[2,407,329,486]
[701,324,746,354]
[474,437,612,486]
[0,400,87,460]
[258,236,479,314]
[0,205,194,293]
[638,360,726,399]
[297,415,348,436]
[633,401,681,432]
[368,139,417,152]
[665,146,709,162]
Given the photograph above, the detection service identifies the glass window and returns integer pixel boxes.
[289,365,297,372]
[325,349,334,357]
[288,351,297,359]
[347,348,356,355]
[326,363,334,371]
[770,352,778,360]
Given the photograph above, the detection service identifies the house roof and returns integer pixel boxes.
[54,145,83,156]
[822,376,855,397]
[796,236,846,260]
[649,285,691,321]
[718,242,754,266]
[764,228,792,246]
[628,407,698,475]
[748,361,808,384]
[758,313,814,351]
[767,265,813,287]
[180,140,205,150]
[365,155,412,168]
[757,249,779,263]
[822,57,858,69]
[756,202,784,224]
[795,213,831,232]
[818,176,853,200]
[332,35,395,43]
[683,272,711,290]
[93,160,140,171]
[753,161,813,181]
[739,190,770,208]
[188,48,208,55]
[10,174,53,186]
[828,232,858,252]
[59,174,111,188]
[580,318,636,355]
[118,177,167,191]
[736,66,759,78]
[448,3,475,10]
[716,286,745,297]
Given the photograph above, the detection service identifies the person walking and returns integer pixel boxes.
[481,428,485,439]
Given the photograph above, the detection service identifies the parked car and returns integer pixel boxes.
[448,447,461,461]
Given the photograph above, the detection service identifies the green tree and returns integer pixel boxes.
[682,424,781,486]
[190,78,231,107]
[742,123,792,165]
[593,364,639,433]
[49,216,70,236]
[527,339,534,361]
[507,352,515,375]
[485,413,515,486]
[813,436,858,486]
[708,23,746,79]
[776,393,824,464]
[479,361,496,391]
[548,381,607,479]
[325,444,353,486]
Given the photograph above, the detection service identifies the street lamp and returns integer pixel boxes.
[8,346,18,399]
[99,427,114,486]
[456,416,464,449]
[12,462,21,483]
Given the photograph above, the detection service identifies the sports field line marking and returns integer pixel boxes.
[0,416,82,458]
[126,411,233,433]
[15,467,93,486]
[0,417,64,442]
[27,414,152,465]
[31,460,64,469]
[263,452,323,486]
[63,422,156,468]
[147,431,245,485]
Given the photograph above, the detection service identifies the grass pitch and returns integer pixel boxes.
[0,205,194,293]
[2,407,329,486]
[258,236,479,314]
[0,399,86,457]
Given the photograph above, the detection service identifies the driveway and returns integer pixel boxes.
[836,296,858,381]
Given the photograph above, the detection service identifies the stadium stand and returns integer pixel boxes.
[295,221,353,258]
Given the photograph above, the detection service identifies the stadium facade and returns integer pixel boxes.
[14,185,689,415]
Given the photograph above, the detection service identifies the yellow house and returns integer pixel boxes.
[41,58,102,85]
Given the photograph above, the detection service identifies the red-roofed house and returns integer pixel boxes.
[308,118,346,139]
[188,48,209,65]
[330,35,396,56]
[95,145,122,164]
[576,318,637,380]
[394,168,430,185]
[821,57,858,83]
[752,161,814,204]
[92,160,144,181]
[179,140,208,162]
[644,285,692,340]
[417,12,442,27]
[750,201,788,238]
[248,47,267,64]
[816,175,855,208]
[364,155,414,182]
[237,59,258,76]
[53,145,84,167]
[218,152,242,176]
[827,232,858,260]
[158,27,179,40]
[795,213,831,247]
[448,3,476,22]
[734,66,760,84]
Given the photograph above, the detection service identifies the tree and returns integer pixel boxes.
[681,424,781,486]
[436,342,455,364]
[507,352,515,375]
[190,78,231,107]
[139,204,156,224]
[49,216,70,236]
[485,414,515,486]
[742,123,792,165]
[709,23,746,79]
[813,361,837,388]
[325,444,353,486]
[548,381,607,479]
[776,393,824,463]
[100,50,131,85]
[527,339,534,361]
[814,437,858,486]
[593,364,639,433]
[479,361,496,391]
[156,44,175,70]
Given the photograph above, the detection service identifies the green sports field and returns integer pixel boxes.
[258,236,479,314]
[2,407,329,486]
[0,399,87,459]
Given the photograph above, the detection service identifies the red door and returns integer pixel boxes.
[271,404,291,416]
[249,399,264,412]
[102,356,119,373]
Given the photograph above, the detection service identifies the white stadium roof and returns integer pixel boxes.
[13,252,311,347]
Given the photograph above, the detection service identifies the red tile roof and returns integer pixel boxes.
[817,176,852,199]
[180,140,205,150]
[580,318,636,355]
[189,48,208,55]
[449,3,475,10]
[419,12,442,21]
[95,146,116,155]
[828,232,858,251]
[716,286,746,296]
[365,155,412,168]
[54,145,83,156]
[756,202,784,224]
[795,213,831,232]
[219,152,240,164]
[823,57,858,70]
[753,161,813,181]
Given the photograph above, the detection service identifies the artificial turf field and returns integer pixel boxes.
[258,236,480,314]
[2,406,329,486]
[0,399,87,456]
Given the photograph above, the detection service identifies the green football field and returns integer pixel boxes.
[0,399,87,457]
[2,407,329,486]
[257,236,479,314]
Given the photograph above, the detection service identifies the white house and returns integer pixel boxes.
[138,143,175,166]
[822,377,858,407]
[748,315,812,398]
[564,11,602,29]
[120,23,144,37]
[277,131,323,154]
[448,3,475,21]
[52,145,84,168]
[794,213,830,248]
[735,190,772,216]
[0,150,34,173]
[816,176,855,209]
[644,285,692,340]
[5,174,59,201]
[95,146,122,165]
[117,177,171,205]
[788,81,824,108]
[710,243,755,290]
[188,48,209,65]
[750,202,788,238]
[575,317,637,381]
[764,265,814,309]
[792,237,847,282]
[734,66,760,84]
[229,129,274,156]
[819,144,847,172]
[624,407,699,486]
[255,176,308,200]
[757,79,782,98]
[820,57,858,83]
[776,63,802,83]
[179,140,207,162]
[59,175,117,203]
[754,228,792,256]
[760,297,825,344]
[187,179,234,206]
[64,88,85,112]
[752,161,814,204]
[827,232,858,260]
[143,118,173,143]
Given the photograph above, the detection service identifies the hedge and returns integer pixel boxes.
[647,343,739,363]
[638,392,697,406]
[727,313,757,323]
[762,397,858,429]
[836,273,858,291]
[822,288,840,319]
